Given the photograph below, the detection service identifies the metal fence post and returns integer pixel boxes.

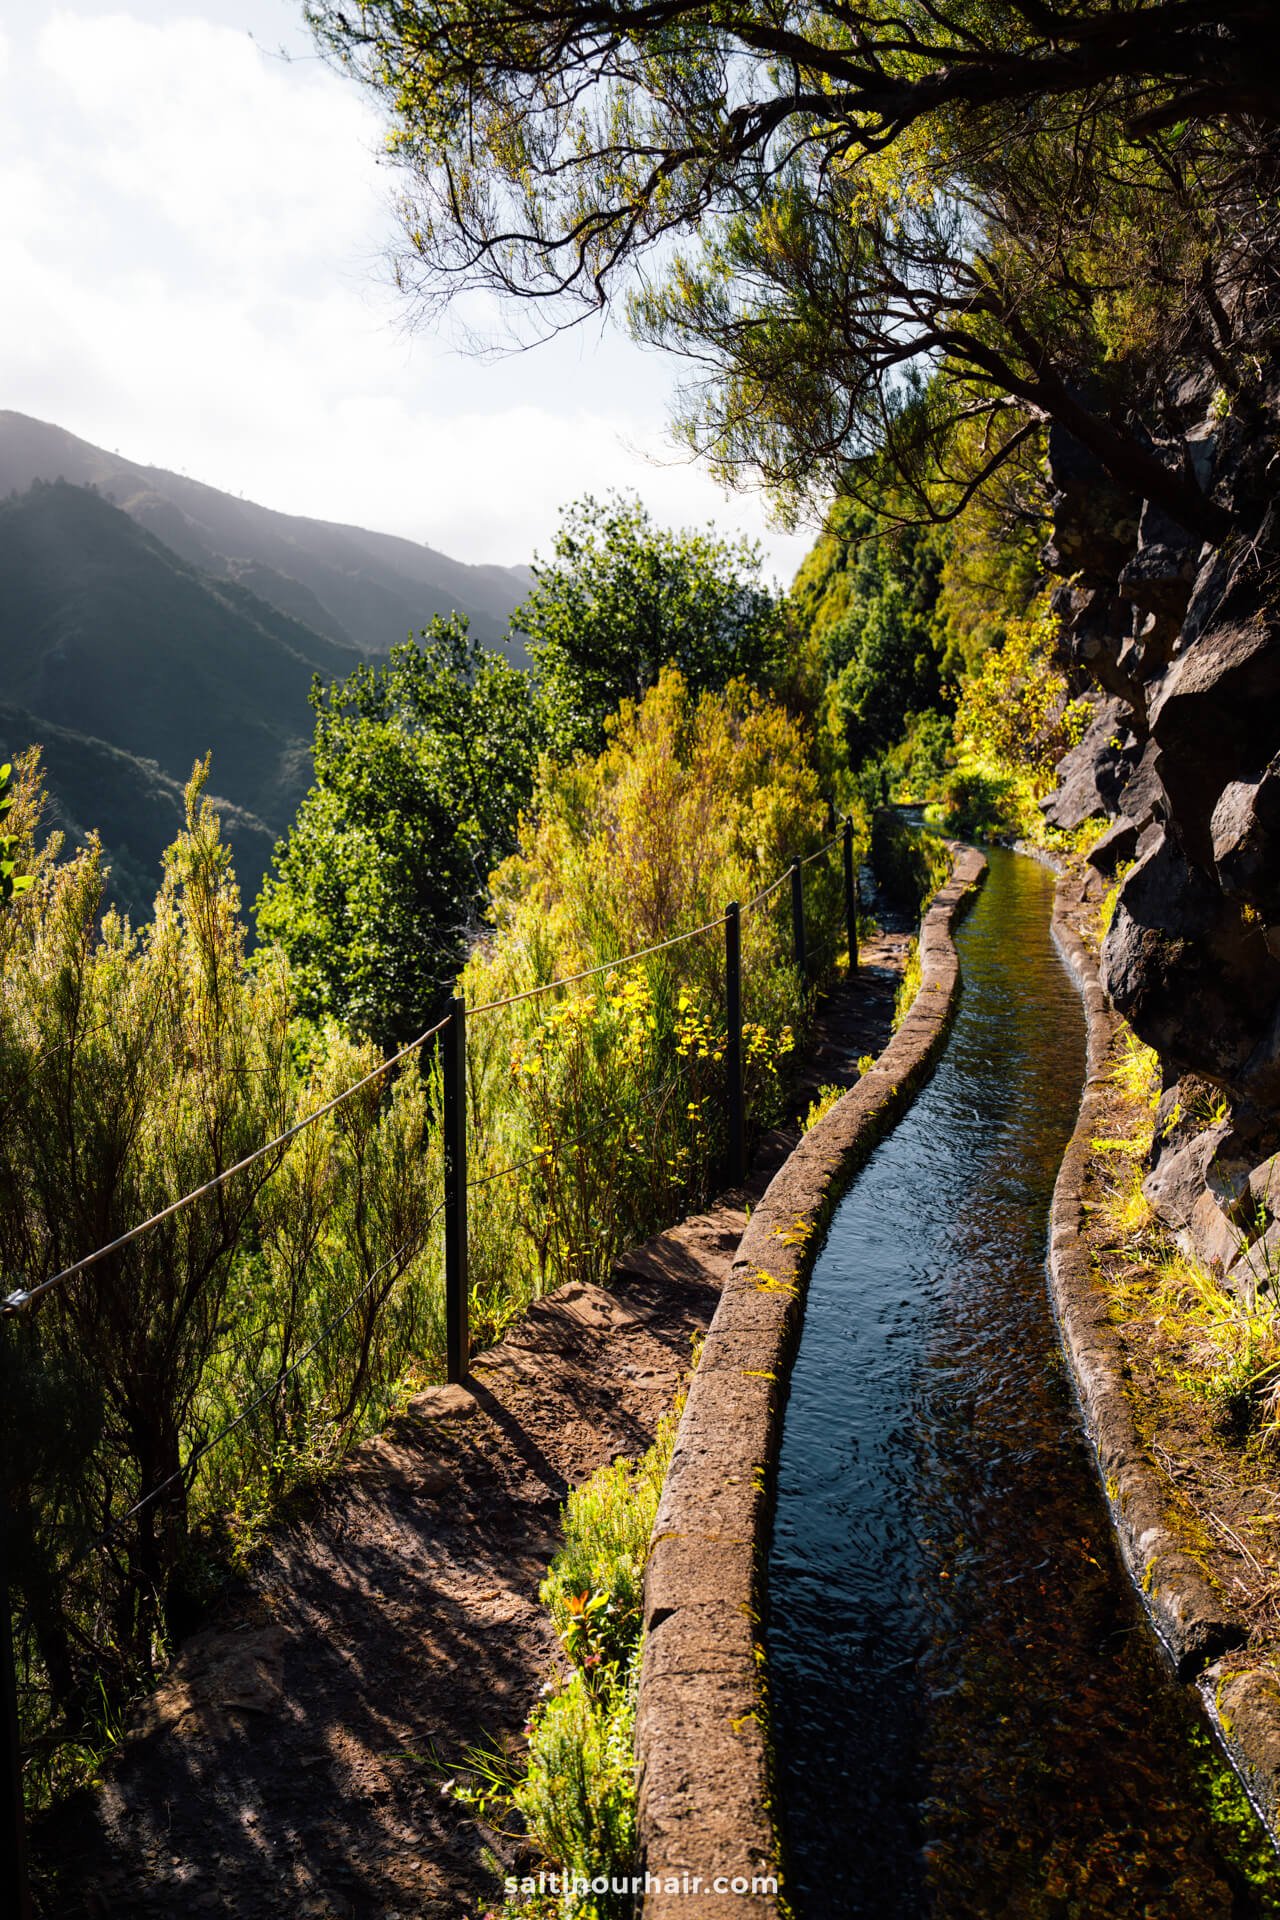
[790,862,807,982]
[1,1514,32,1920]
[843,815,858,973]
[724,902,744,1187]
[443,994,469,1385]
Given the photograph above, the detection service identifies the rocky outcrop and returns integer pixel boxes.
[1043,373,1280,1278]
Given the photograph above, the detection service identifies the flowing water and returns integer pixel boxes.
[767,846,1279,1919]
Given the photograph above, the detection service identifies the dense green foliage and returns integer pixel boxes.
[517,492,787,758]
[0,759,31,904]
[0,759,445,1799]
[459,1408,682,1918]
[257,617,539,1050]
[783,423,1052,816]
[792,497,949,791]
[456,669,851,1316]
[930,597,1093,843]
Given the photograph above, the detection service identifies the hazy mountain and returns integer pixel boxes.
[0,479,365,920]
[0,698,276,927]
[0,410,534,663]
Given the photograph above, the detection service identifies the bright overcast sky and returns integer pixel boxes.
[0,1,815,584]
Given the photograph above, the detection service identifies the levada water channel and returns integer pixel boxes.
[766,846,1280,1918]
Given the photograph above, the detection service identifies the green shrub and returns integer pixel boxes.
[541,1419,675,1670]
[930,595,1091,845]
[893,940,922,1030]
[459,669,857,1318]
[802,1083,846,1132]
[510,1659,640,1920]
[467,1397,683,1916]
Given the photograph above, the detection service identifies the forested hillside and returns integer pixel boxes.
[0,412,539,919]
[0,479,363,915]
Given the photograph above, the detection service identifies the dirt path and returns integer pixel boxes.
[36,931,908,1920]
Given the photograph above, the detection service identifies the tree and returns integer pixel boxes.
[307,1,1278,541]
[516,492,788,758]
[791,497,948,770]
[1,761,296,1714]
[256,616,538,1048]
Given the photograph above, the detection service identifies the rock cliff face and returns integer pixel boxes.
[1042,383,1280,1282]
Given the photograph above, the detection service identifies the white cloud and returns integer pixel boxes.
[0,7,813,581]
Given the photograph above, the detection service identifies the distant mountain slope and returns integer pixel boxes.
[0,480,363,918]
[0,410,533,663]
[0,700,276,927]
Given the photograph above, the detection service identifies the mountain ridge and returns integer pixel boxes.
[0,410,533,662]
[0,479,358,919]
[0,414,538,922]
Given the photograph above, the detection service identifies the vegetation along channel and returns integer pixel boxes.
[767,847,1279,1920]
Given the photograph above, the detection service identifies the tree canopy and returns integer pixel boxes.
[256,616,538,1048]
[308,1,1278,539]
[795,500,948,769]
[517,492,787,758]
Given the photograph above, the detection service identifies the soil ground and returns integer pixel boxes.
[34,925,910,1920]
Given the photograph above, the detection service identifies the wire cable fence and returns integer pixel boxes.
[0,814,864,1878]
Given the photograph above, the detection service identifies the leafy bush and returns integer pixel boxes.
[517,492,788,760]
[893,940,922,1031]
[1,758,444,1800]
[541,1421,675,1672]
[509,1659,640,1919]
[257,615,538,1050]
[459,670,854,1316]
[931,597,1091,844]
[802,1083,846,1132]
[464,1408,682,1918]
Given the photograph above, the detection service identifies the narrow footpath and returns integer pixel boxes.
[34,925,910,1920]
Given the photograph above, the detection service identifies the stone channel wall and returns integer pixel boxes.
[1049,870,1280,1836]
[633,845,987,1918]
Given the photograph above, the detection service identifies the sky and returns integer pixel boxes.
[0,1,814,584]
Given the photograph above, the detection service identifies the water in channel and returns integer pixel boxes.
[766,846,1279,1919]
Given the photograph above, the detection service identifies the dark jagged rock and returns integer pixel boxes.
[1042,355,1280,1249]
[1086,815,1140,876]
[1101,831,1279,1096]
[1143,1117,1235,1234]
[1050,581,1146,705]
[1145,609,1280,869]
[1044,423,1142,582]
[1118,543,1199,621]
[1212,754,1280,933]
[1039,696,1134,829]
[1118,736,1166,832]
